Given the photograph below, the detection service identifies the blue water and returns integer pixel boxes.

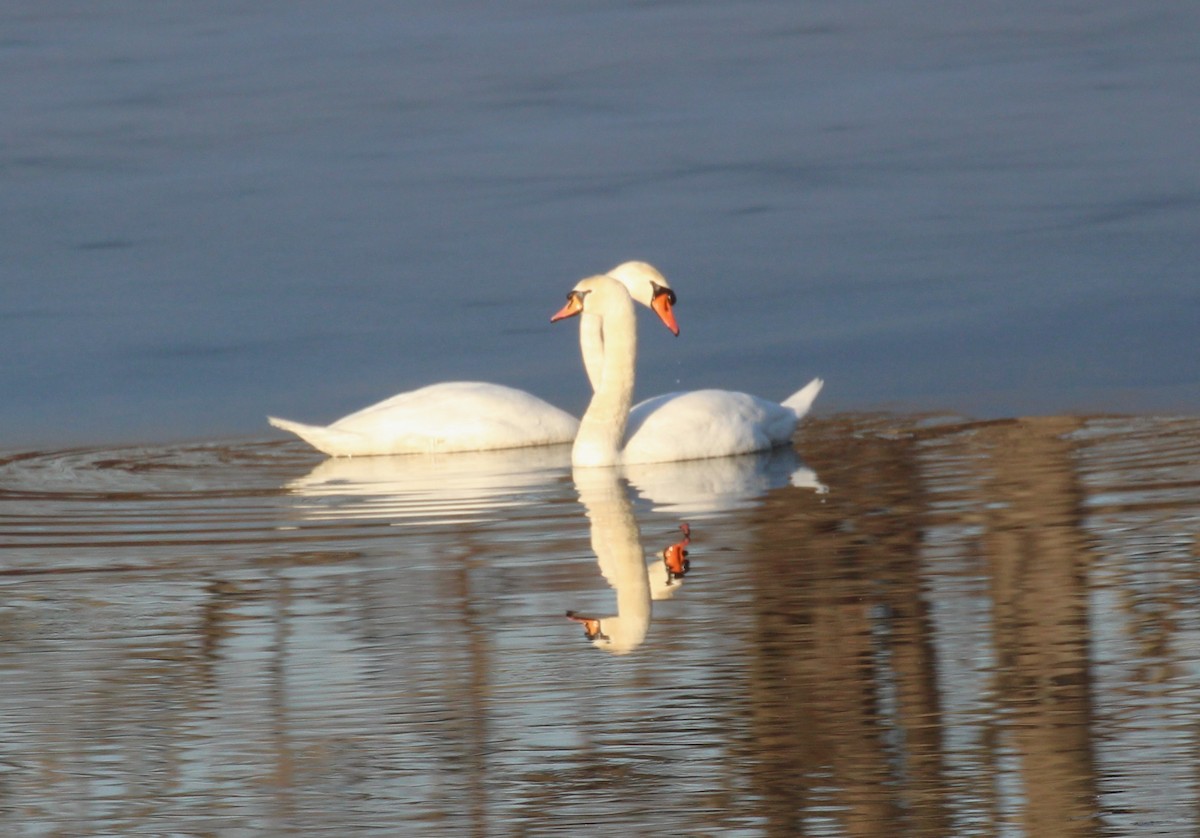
[4,1,1198,448]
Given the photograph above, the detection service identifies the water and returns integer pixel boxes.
[4,2,1200,834]
[3,1,1199,448]
[3,414,1200,835]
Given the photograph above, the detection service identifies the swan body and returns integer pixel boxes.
[621,379,825,465]
[554,274,822,467]
[270,261,678,457]
[268,381,578,457]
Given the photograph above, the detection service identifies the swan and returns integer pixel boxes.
[551,274,823,467]
[268,261,679,457]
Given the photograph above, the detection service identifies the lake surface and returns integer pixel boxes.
[3,414,1200,835]
[4,2,1200,835]
[3,1,1198,448]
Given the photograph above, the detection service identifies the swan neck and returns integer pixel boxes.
[573,283,637,467]
[580,312,603,393]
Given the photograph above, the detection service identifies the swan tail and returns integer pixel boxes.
[268,416,363,457]
[782,377,824,419]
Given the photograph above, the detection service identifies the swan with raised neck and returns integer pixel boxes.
[268,261,677,457]
[552,274,823,467]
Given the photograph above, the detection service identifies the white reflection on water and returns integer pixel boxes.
[564,452,825,655]
[281,442,822,524]
[279,445,826,655]
[279,444,574,523]
[565,467,678,655]
[624,445,828,517]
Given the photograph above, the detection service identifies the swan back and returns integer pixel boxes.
[620,390,789,464]
[271,382,579,456]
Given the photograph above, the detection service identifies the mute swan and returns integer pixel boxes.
[268,261,679,457]
[551,274,823,467]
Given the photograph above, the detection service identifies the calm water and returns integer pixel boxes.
[5,2,1200,835]
[3,1,1199,449]
[3,415,1200,835]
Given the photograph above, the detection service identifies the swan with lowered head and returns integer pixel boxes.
[551,273,823,467]
[268,262,679,457]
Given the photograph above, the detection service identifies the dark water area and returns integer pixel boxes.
[3,415,1200,835]
[3,1,1199,449]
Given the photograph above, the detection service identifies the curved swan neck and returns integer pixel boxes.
[580,313,603,392]
[582,261,671,391]
[574,468,651,654]
[574,277,638,467]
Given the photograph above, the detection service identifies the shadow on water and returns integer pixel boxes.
[1,414,1199,834]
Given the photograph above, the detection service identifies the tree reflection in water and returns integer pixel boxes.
[1,416,1199,834]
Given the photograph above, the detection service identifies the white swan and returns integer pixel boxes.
[551,274,823,467]
[268,261,679,457]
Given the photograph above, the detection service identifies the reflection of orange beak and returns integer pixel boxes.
[662,522,692,580]
[651,292,680,336]
[551,292,584,323]
[566,611,606,640]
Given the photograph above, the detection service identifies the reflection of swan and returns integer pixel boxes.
[660,523,692,582]
[279,445,571,523]
[268,262,679,457]
[552,274,823,467]
[566,468,689,655]
[624,445,827,518]
[280,436,824,526]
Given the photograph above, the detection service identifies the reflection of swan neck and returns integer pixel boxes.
[574,468,651,654]
[574,279,637,468]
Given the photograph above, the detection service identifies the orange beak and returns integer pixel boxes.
[566,611,605,640]
[662,522,692,580]
[651,292,680,336]
[551,292,584,323]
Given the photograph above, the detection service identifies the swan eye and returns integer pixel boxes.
[652,283,676,306]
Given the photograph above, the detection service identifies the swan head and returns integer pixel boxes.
[551,267,679,336]
[606,261,679,336]
[566,611,607,642]
[566,610,647,655]
[550,274,630,324]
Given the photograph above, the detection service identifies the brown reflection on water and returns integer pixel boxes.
[743,415,947,836]
[739,414,1200,837]
[975,418,1096,837]
[3,417,1200,834]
